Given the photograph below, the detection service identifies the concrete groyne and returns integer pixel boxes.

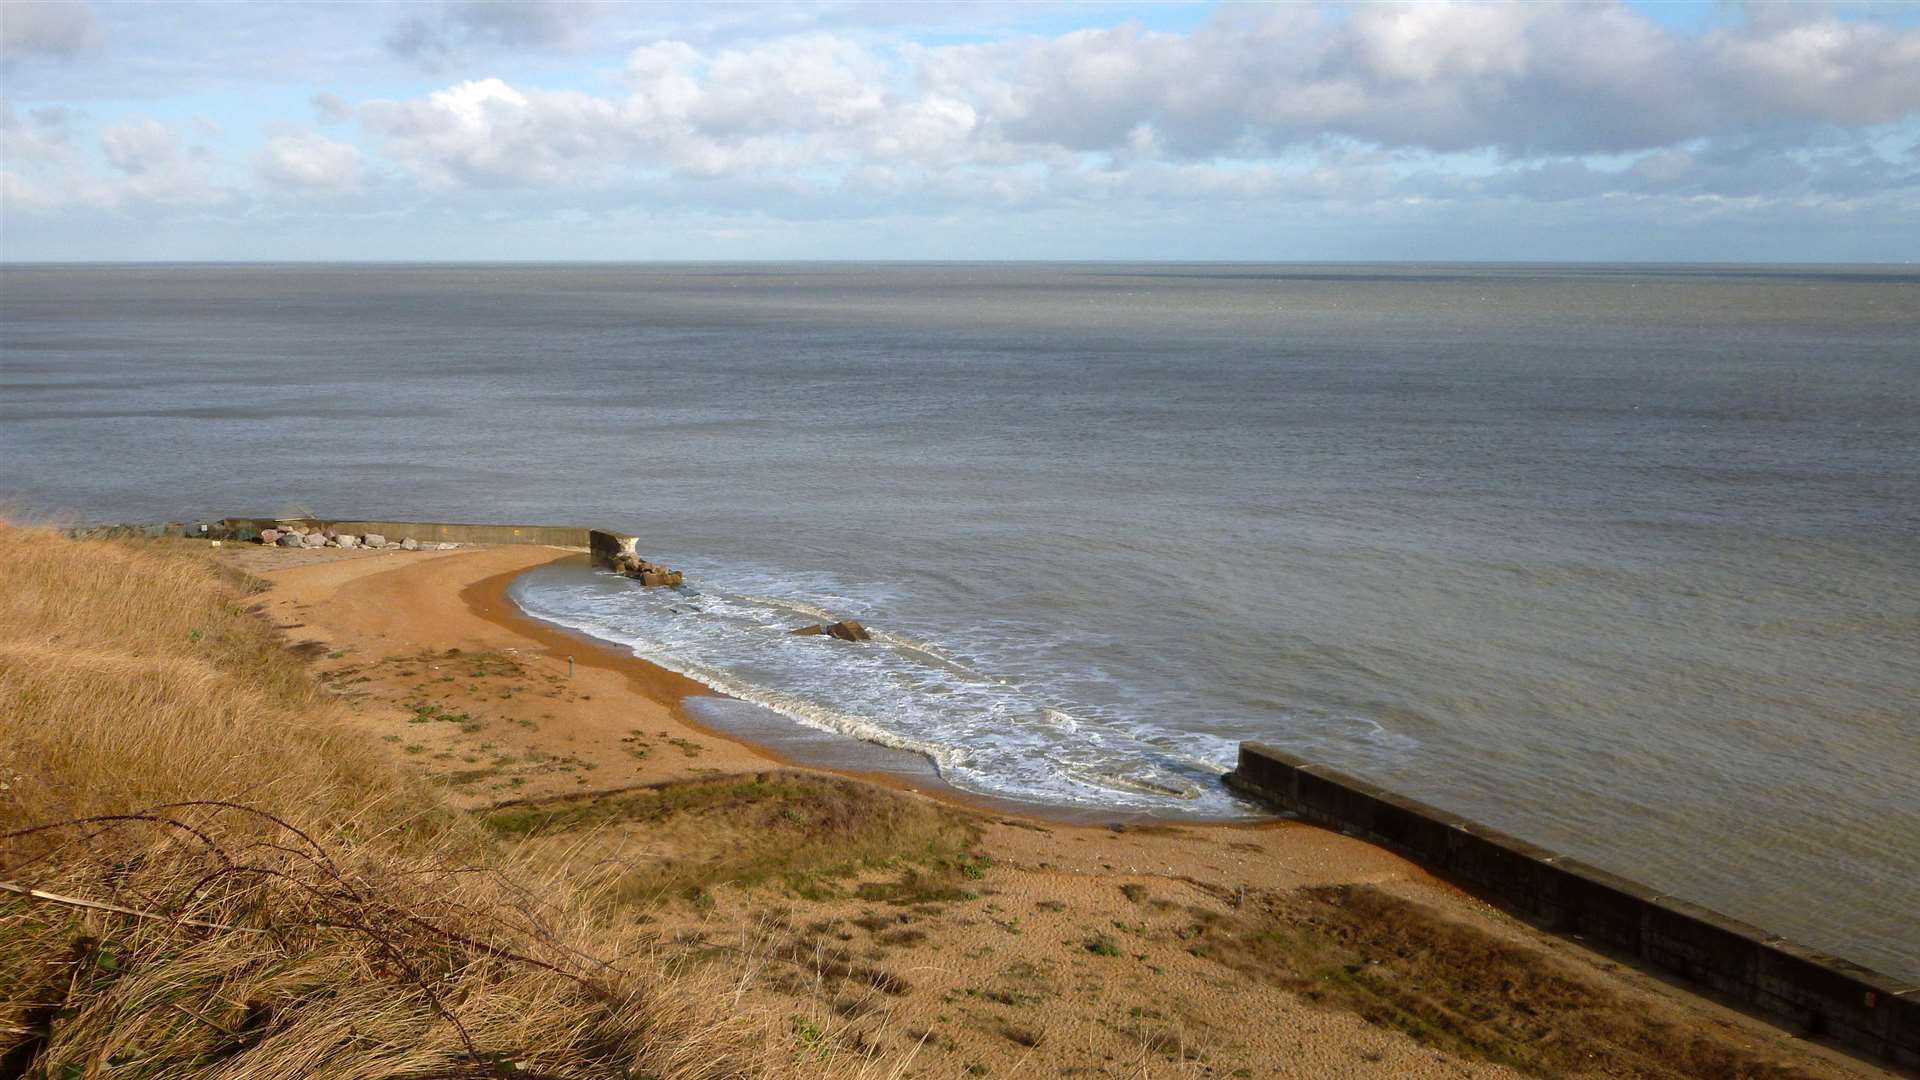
[1225,743,1918,1068]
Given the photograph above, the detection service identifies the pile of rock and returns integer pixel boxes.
[790,620,872,642]
[258,527,450,552]
[609,551,683,587]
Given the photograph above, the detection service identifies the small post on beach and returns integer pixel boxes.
[567,655,574,679]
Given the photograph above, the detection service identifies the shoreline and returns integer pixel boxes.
[216,540,1896,1078]
[461,551,1270,829]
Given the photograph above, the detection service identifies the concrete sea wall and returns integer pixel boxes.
[67,517,606,549]
[1225,743,1918,1068]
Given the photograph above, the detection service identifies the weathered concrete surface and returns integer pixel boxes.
[308,520,594,547]
[66,518,601,547]
[1225,743,1919,1069]
[589,529,639,564]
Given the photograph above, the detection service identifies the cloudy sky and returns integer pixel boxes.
[2,0,1917,261]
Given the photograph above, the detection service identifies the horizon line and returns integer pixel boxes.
[4,258,1916,268]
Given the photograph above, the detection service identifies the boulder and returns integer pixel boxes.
[337,534,360,548]
[401,538,419,551]
[793,620,872,642]
[618,553,676,585]
[364,533,386,548]
[277,533,303,548]
[665,571,684,587]
[826,620,871,642]
[260,529,280,545]
[302,533,327,547]
[437,542,456,550]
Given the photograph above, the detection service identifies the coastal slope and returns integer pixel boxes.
[225,540,1888,1079]
[0,526,1890,1078]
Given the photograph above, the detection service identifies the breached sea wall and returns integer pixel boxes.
[1225,743,1918,1069]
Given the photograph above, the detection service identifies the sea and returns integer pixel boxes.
[2,262,1915,980]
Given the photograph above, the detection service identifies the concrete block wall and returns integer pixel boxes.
[65,517,632,551]
[210,518,594,547]
[1225,743,1919,1068]
[330,520,592,547]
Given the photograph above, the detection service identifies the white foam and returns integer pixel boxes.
[510,564,1274,818]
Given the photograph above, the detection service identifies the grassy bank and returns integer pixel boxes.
[0,522,841,1078]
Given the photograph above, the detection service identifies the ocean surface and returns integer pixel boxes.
[3,262,1916,980]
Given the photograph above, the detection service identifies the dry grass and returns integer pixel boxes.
[0,522,882,1078]
[0,525,411,835]
[1189,883,1821,1080]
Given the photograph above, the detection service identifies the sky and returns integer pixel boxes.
[2,0,1918,262]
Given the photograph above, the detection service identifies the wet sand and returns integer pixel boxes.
[220,541,1892,1079]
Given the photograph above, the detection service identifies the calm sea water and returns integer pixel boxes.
[3,263,1916,979]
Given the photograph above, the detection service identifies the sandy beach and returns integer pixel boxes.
[214,541,1892,1079]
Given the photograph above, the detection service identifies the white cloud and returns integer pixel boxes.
[361,78,627,187]
[917,2,1920,157]
[2,1,1916,259]
[101,116,179,173]
[256,132,362,191]
[76,115,227,207]
[1,99,79,164]
[336,2,1920,220]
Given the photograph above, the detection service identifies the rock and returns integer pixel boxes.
[277,533,303,548]
[303,533,327,547]
[401,538,419,551]
[437,542,456,551]
[364,533,386,548]
[337,534,359,548]
[826,620,871,642]
[794,620,872,642]
[618,553,680,586]
[260,529,280,545]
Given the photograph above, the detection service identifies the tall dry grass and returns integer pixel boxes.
[0,522,856,1078]
[0,523,408,834]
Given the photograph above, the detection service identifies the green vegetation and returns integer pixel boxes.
[481,771,980,907]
